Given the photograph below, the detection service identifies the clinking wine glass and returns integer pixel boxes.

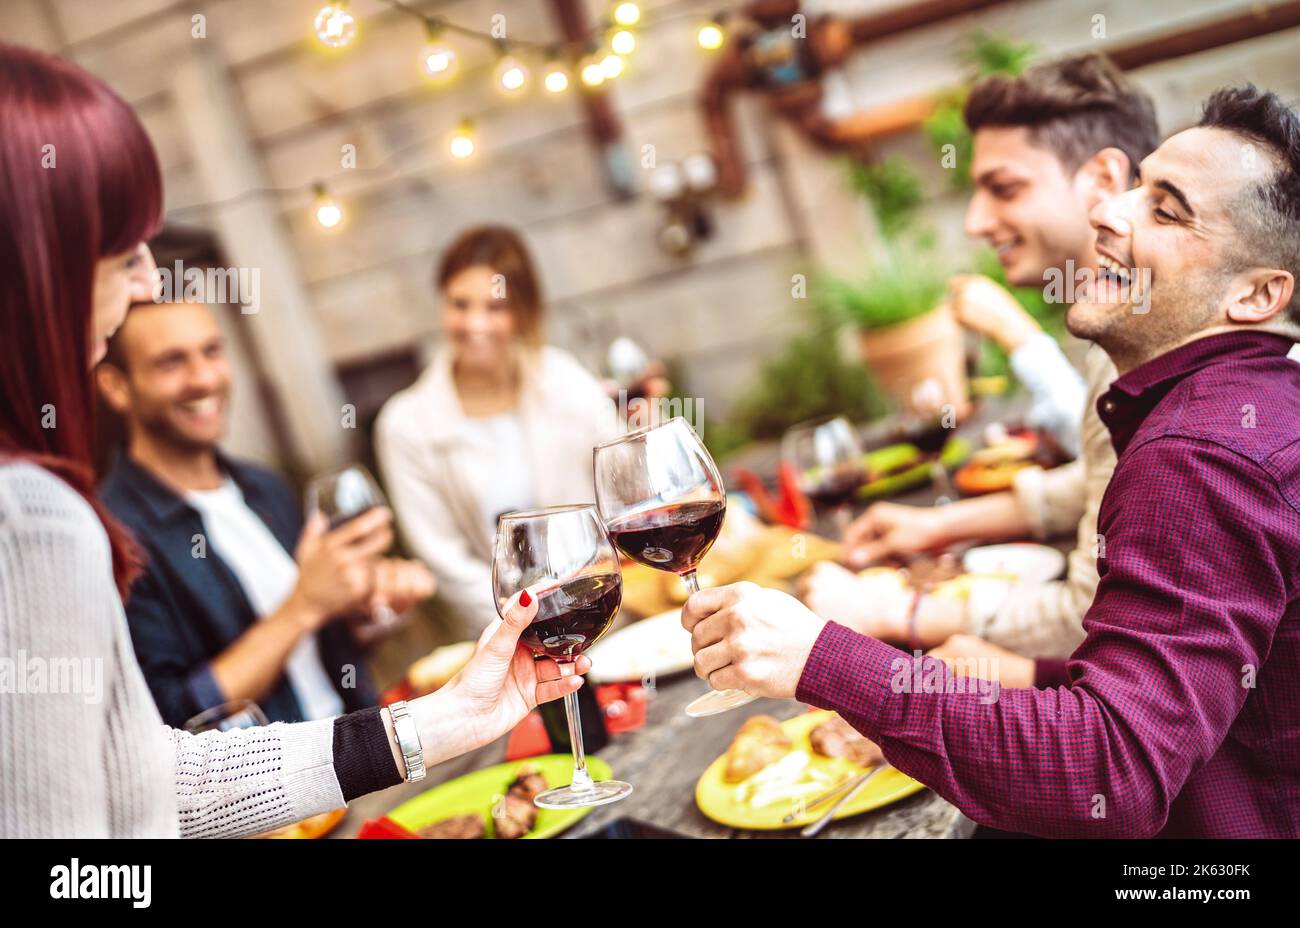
[493,505,633,809]
[593,416,751,718]
[782,416,866,539]
[305,464,401,635]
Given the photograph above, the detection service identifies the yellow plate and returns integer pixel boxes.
[695,711,925,830]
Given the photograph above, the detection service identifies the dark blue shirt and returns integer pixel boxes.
[100,451,378,726]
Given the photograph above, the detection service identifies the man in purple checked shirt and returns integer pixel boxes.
[682,85,1300,838]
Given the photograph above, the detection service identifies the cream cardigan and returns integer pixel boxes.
[967,344,1119,657]
[0,462,344,838]
[375,346,618,637]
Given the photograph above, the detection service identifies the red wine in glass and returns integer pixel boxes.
[594,417,750,718]
[606,499,725,575]
[804,472,866,514]
[522,574,623,661]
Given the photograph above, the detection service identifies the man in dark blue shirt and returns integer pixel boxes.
[97,301,434,726]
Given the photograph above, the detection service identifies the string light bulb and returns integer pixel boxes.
[600,53,625,79]
[580,57,606,87]
[449,120,476,159]
[312,183,343,229]
[697,21,725,50]
[543,60,571,94]
[610,29,636,55]
[493,44,528,93]
[420,20,457,80]
[613,3,641,27]
[313,2,356,49]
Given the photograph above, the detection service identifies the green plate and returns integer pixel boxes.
[856,437,972,501]
[387,754,614,839]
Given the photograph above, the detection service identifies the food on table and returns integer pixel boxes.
[736,750,851,809]
[809,715,883,768]
[258,807,346,839]
[491,764,546,839]
[953,426,1047,495]
[417,765,550,839]
[723,715,793,783]
[419,813,485,839]
[407,641,476,695]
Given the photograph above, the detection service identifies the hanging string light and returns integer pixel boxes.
[543,56,571,94]
[580,55,606,88]
[312,183,344,228]
[493,41,529,94]
[697,19,725,50]
[313,1,357,48]
[420,19,457,80]
[613,3,641,27]
[600,53,625,80]
[449,120,476,159]
[610,28,636,56]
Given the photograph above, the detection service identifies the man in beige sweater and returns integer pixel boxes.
[801,54,1160,683]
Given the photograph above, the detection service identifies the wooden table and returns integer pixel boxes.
[337,395,1055,839]
[335,671,973,839]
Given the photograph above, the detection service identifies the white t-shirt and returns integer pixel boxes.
[185,480,345,721]
[463,413,535,545]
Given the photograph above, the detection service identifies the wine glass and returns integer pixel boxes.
[493,505,633,810]
[305,464,401,635]
[184,699,269,733]
[782,416,866,539]
[593,417,750,718]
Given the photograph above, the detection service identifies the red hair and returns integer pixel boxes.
[0,43,163,597]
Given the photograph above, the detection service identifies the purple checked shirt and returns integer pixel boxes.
[798,331,1300,837]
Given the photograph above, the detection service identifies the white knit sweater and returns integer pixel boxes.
[0,462,345,838]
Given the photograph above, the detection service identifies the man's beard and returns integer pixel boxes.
[1068,271,1224,369]
[135,406,222,455]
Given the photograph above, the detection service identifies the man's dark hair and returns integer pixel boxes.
[964,53,1159,182]
[1199,84,1300,322]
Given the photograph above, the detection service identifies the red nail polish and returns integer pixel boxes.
[519,589,532,607]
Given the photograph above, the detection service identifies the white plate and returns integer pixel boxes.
[586,608,694,684]
[962,543,1066,585]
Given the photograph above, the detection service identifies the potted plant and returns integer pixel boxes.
[820,263,970,421]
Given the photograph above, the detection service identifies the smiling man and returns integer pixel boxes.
[684,86,1300,837]
[97,301,434,727]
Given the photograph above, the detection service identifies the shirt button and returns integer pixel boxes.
[1101,399,1116,415]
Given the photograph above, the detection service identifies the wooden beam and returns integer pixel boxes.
[841,0,1300,144]
[848,0,1015,44]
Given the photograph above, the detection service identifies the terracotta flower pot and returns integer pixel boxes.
[857,303,970,420]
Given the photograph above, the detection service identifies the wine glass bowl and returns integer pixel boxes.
[782,417,866,534]
[594,417,752,718]
[492,505,633,809]
[305,464,403,633]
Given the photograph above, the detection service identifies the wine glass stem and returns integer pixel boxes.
[833,505,852,540]
[560,662,594,793]
[683,571,701,595]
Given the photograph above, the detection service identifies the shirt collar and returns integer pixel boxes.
[1098,330,1296,455]
[109,448,261,524]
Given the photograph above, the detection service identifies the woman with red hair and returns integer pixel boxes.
[0,43,589,837]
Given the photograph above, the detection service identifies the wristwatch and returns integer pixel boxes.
[386,700,425,783]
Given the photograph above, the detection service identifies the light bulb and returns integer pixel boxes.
[314,2,356,49]
[600,53,624,79]
[313,186,343,228]
[698,22,724,50]
[544,64,570,93]
[495,55,528,93]
[421,44,456,79]
[613,3,640,27]
[610,29,636,55]
[449,124,475,159]
[581,59,606,87]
